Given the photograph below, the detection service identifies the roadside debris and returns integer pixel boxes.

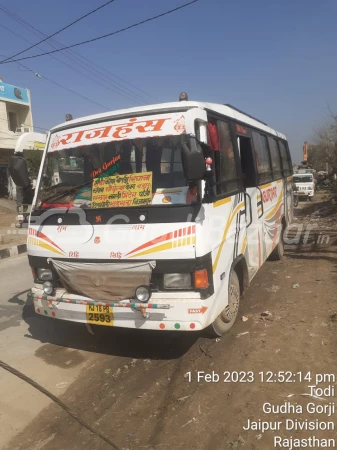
[260,311,275,322]
[241,316,248,322]
[280,393,327,402]
[178,395,191,402]
[181,418,196,428]
[56,382,69,389]
[236,331,249,337]
[292,283,300,289]
[199,345,212,358]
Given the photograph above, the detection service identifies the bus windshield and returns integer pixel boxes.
[36,136,198,209]
[293,175,313,183]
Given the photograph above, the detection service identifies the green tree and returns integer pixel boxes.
[23,150,43,179]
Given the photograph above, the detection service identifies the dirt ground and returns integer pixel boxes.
[4,192,337,450]
[0,202,27,250]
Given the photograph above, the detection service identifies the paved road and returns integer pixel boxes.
[0,254,96,448]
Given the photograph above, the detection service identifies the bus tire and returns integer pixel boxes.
[269,225,284,261]
[208,271,240,337]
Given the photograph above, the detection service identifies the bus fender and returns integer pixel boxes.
[231,254,249,294]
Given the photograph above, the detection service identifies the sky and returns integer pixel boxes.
[0,0,337,163]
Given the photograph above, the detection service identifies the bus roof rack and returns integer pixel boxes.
[224,104,268,126]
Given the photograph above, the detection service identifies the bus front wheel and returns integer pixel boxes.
[208,271,240,337]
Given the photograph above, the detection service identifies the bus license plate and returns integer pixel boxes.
[86,304,113,326]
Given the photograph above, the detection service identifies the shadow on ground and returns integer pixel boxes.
[22,296,200,361]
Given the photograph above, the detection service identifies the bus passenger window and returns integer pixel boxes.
[252,132,272,184]
[268,138,282,180]
[278,140,292,177]
[215,120,239,195]
[238,136,256,188]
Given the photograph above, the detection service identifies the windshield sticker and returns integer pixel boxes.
[90,155,121,179]
[92,172,153,208]
[48,114,186,152]
[152,187,189,205]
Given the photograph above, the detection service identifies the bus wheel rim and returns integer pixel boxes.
[222,283,239,323]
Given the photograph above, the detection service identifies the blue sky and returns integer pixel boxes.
[0,0,336,163]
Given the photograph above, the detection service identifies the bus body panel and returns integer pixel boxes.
[27,222,197,260]
[258,179,284,263]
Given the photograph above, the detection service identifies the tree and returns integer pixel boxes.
[307,144,328,171]
[23,150,43,179]
[310,113,337,174]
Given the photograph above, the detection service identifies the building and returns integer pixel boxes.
[0,79,34,196]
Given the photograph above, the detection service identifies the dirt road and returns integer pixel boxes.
[3,194,337,450]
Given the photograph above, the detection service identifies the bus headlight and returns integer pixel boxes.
[135,286,151,303]
[43,281,54,295]
[37,268,53,281]
[163,273,192,289]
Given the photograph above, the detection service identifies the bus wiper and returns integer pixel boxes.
[39,178,94,208]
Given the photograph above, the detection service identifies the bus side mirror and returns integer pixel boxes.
[8,154,30,188]
[181,137,205,181]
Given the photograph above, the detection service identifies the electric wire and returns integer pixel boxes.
[0,51,111,111]
[0,23,147,105]
[0,1,199,64]
[0,4,157,103]
[0,0,117,63]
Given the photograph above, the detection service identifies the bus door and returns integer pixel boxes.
[236,125,260,274]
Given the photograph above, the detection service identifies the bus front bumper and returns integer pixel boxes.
[30,287,209,331]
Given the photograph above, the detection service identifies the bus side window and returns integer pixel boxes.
[252,132,272,185]
[214,120,239,195]
[238,135,257,188]
[268,137,282,180]
[278,140,292,177]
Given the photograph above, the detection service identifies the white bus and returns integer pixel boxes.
[12,97,293,336]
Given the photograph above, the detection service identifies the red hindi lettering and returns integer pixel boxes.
[84,125,113,140]
[59,132,76,145]
[112,120,136,139]
[136,118,169,133]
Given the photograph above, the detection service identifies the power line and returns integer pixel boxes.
[0,4,158,103]
[0,22,148,105]
[0,0,117,64]
[37,75,111,111]
[0,1,199,64]
[0,52,111,111]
